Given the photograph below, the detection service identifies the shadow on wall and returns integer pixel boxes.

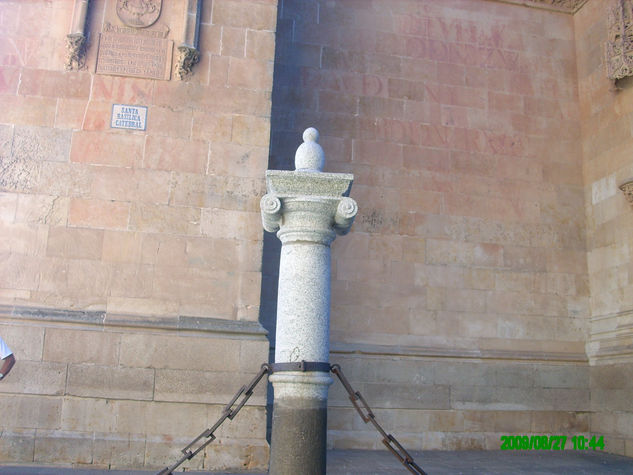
[259,0,319,442]
[259,231,279,442]
[259,0,326,346]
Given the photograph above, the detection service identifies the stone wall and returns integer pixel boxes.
[0,0,275,469]
[2,0,632,469]
[575,0,633,457]
[269,0,591,451]
[0,308,269,470]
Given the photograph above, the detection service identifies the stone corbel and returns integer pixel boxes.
[66,0,89,70]
[605,0,633,84]
[619,180,633,204]
[175,0,202,80]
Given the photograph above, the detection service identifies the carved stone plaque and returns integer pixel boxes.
[96,32,173,80]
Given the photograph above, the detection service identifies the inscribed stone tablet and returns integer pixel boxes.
[96,32,173,80]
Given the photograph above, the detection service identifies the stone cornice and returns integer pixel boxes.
[489,0,589,14]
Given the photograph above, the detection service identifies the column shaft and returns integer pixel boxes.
[275,241,331,363]
[270,241,332,475]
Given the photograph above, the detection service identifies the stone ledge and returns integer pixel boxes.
[2,305,105,325]
[0,304,267,339]
[589,309,633,364]
[330,341,588,363]
[588,341,633,365]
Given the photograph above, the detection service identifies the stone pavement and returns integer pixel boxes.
[1,450,633,474]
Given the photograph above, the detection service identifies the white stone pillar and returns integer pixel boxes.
[261,128,357,475]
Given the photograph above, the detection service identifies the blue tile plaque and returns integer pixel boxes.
[111,104,148,131]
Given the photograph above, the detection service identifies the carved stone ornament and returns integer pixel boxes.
[65,33,87,70]
[174,45,200,80]
[606,0,633,80]
[489,0,588,14]
[530,0,587,11]
[619,180,633,204]
[116,0,162,28]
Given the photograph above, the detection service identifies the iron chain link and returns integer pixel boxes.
[158,362,427,475]
[330,364,427,475]
[157,363,271,475]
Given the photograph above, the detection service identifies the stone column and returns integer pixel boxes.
[261,128,357,475]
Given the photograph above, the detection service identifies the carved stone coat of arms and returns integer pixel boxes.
[116,0,162,28]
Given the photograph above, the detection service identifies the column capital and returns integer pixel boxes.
[334,196,358,236]
[261,193,282,233]
[260,127,357,243]
[260,175,357,244]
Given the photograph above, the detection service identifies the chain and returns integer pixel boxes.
[330,364,427,475]
[158,361,427,475]
[156,363,271,475]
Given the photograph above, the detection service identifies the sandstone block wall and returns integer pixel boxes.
[0,309,269,470]
[575,0,633,457]
[2,0,633,468]
[327,354,590,451]
[0,0,276,469]
[268,0,591,451]
[0,0,275,319]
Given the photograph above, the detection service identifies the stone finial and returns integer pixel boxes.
[295,127,325,171]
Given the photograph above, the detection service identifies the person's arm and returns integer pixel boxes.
[0,353,15,380]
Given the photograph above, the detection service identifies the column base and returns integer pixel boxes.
[269,396,328,475]
[268,372,332,475]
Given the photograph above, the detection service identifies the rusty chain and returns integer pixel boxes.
[331,364,427,475]
[157,363,271,475]
[158,361,426,475]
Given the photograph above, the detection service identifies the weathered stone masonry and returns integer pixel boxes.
[0,0,633,470]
